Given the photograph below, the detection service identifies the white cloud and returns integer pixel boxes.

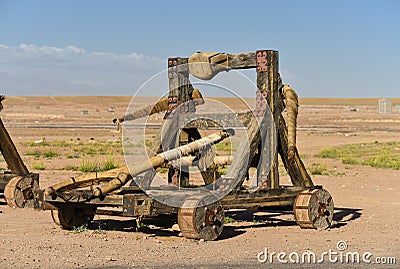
[0,44,164,95]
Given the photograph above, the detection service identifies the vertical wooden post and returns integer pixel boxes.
[165,58,194,187]
[256,50,280,190]
[140,58,197,189]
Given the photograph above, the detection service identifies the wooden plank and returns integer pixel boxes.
[222,199,295,209]
[44,194,124,207]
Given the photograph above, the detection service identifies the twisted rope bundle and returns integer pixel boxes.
[282,85,299,159]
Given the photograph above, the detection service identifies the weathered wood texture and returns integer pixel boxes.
[256,50,280,190]
[228,52,257,69]
[167,58,190,186]
[177,111,252,129]
[294,188,333,229]
[222,186,307,209]
[178,194,224,241]
[122,194,175,216]
[0,118,29,175]
[187,52,257,80]
[43,193,124,209]
[45,167,130,195]
[4,174,39,208]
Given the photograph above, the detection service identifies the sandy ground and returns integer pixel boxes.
[1,96,400,268]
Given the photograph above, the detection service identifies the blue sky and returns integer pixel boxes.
[0,0,399,97]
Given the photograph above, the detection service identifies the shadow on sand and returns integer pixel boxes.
[86,206,362,240]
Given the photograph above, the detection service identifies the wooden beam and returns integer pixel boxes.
[175,111,253,129]
[227,52,257,69]
[0,118,29,175]
[44,193,124,207]
[221,186,309,209]
[166,58,190,187]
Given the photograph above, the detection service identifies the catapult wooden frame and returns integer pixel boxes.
[1,51,334,241]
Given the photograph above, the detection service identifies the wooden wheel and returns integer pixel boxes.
[51,207,95,230]
[178,194,224,241]
[294,188,334,229]
[4,176,39,208]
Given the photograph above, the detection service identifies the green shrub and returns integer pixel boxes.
[79,160,98,172]
[102,157,119,171]
[315,142,400,170]
[32,161,46,170]
[43,149,58,158]
[78,158,119,173]
[25,149,41,157]
[342,157,358,165]
[72,224,88,234]
[310,163,328,175]
[224,216,237,224]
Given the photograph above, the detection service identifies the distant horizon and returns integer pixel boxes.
[3,94,400,99]
[2,95,400,109]
[3,95,400,102]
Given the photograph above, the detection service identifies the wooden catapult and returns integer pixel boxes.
[2,50,334,241]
